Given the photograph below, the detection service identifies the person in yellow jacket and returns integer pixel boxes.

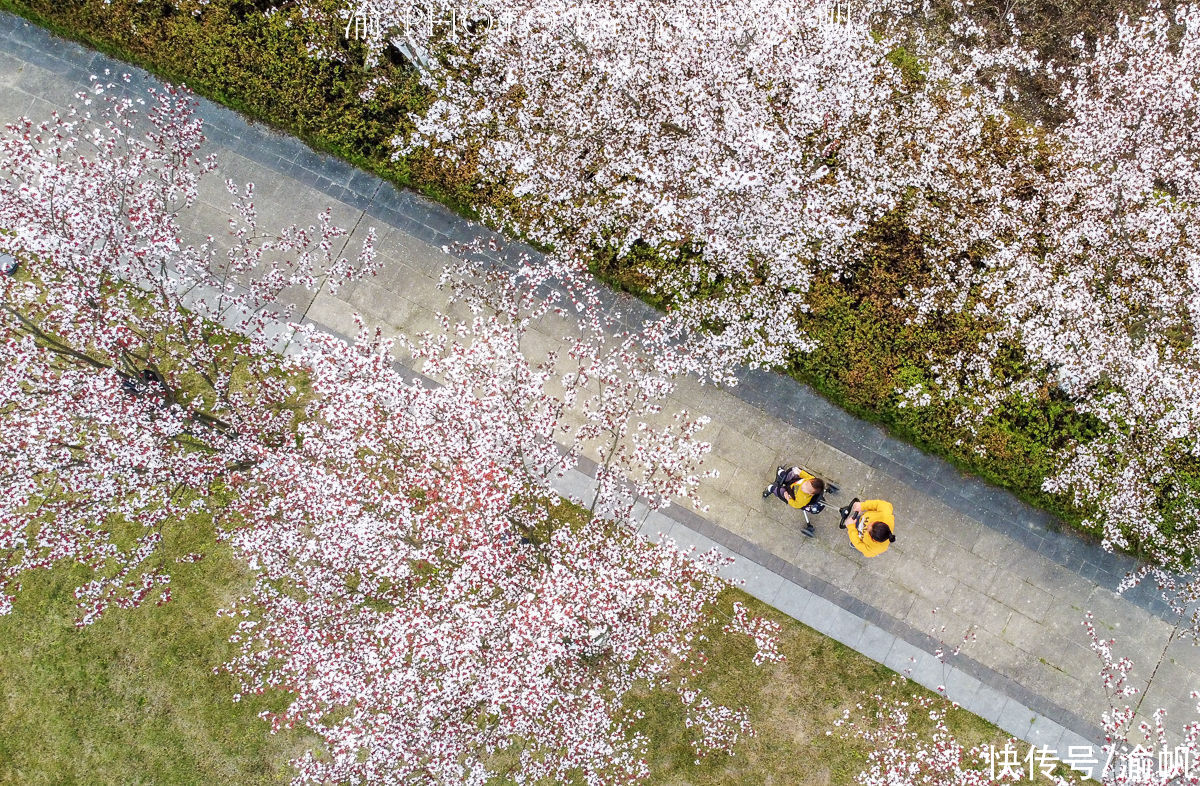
[839,498,895,557]
[763,466,826,510]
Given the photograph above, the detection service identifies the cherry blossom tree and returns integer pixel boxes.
[335,0,1032,367]
[841,616,1200,785]
[900,3,1200,629]
[216,249,787,784]
[840,688,999,785]
[322,0,1200,622]
[241,0,1199,623]
[1082,614,1200,785]
[0,79,379,623]
[0,86,784,782]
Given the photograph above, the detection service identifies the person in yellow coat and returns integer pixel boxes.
[839,498,895,557]
[763,466,825,510]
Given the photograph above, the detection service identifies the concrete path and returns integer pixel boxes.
[3,9,1198,765]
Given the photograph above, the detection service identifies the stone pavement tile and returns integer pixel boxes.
[997,698,1038,740]
[378,234,456,282]
[913,502,980,551]
[1009,552,1098,604]
[970,685,1010,725]
[696,453,740,497]
[790,531,862,578]
[882,637,927,679]
[1138,658,1200,727]
[0,52,27,85]
[717,555,786,602]
[771,580,815,622]
[364,258,436,304]
[847,468,918,509]
[702,499,752,542]
[197,150,260,197]
[942,666,984,707]
[798,441,870,492]
[715,465,772,506]
[638,513,676,544]
[662,375,716,414]
[1025,714,1067,750]
[906,596,973,649]
[0,84,30,120]
[176,194,236,241]
[1132,705,1200,750]
[1028,603,1098,648]
[708,425,778,478]
[986,573,1057,624]
[361,289,440,336]
[0,12,22,33]
[946,580,1013,637]
[1162,631,1200,672]
[1001,612,1093,678]
[797,592,852,635]
[807,605,868,650]
[551,468,599,506]
[303,291,370,341]
[905,649,955,691]
[1085,586,1174,642]
[695,387,761,430]
[747,492,790,530]
[931,538,1002,593]
[857,623,897,664]
[886,517,943,567]
[743,517,806,566]
[743,415,807,455]
[881,550,960,602]
[362,228,436,278]
[20,93,60,124]
[660,522,722,559]
[845,567,915,623]
[1046,676,1111,727]
[1057,727,1105,757]
[969,628,1064,693]
[969,524,1027,565]
[12,62,77,104]
[511,325,561,370]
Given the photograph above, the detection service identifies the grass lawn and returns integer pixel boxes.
[623,591,1018,786]
[0,525,1024,784]
[0,510,309,785]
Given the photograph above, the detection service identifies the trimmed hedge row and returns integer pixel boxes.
[1,0,1098,532]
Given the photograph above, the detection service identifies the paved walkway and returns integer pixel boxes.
[3,10,1198,762]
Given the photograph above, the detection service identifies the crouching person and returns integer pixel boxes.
[839,498,895,557]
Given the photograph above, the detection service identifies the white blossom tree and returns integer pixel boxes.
[900,4,1200,627]
[217,247,789,784]
[0,86,784,783]
[342,0,1035,368]
[841,617,1200,785]
[0,79,379,623]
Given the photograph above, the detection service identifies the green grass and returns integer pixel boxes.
[0,510,308,785]
[624,591,1011,786]
[0,533,1021,785]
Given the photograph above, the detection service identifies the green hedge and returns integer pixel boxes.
[1,0,1096,532]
